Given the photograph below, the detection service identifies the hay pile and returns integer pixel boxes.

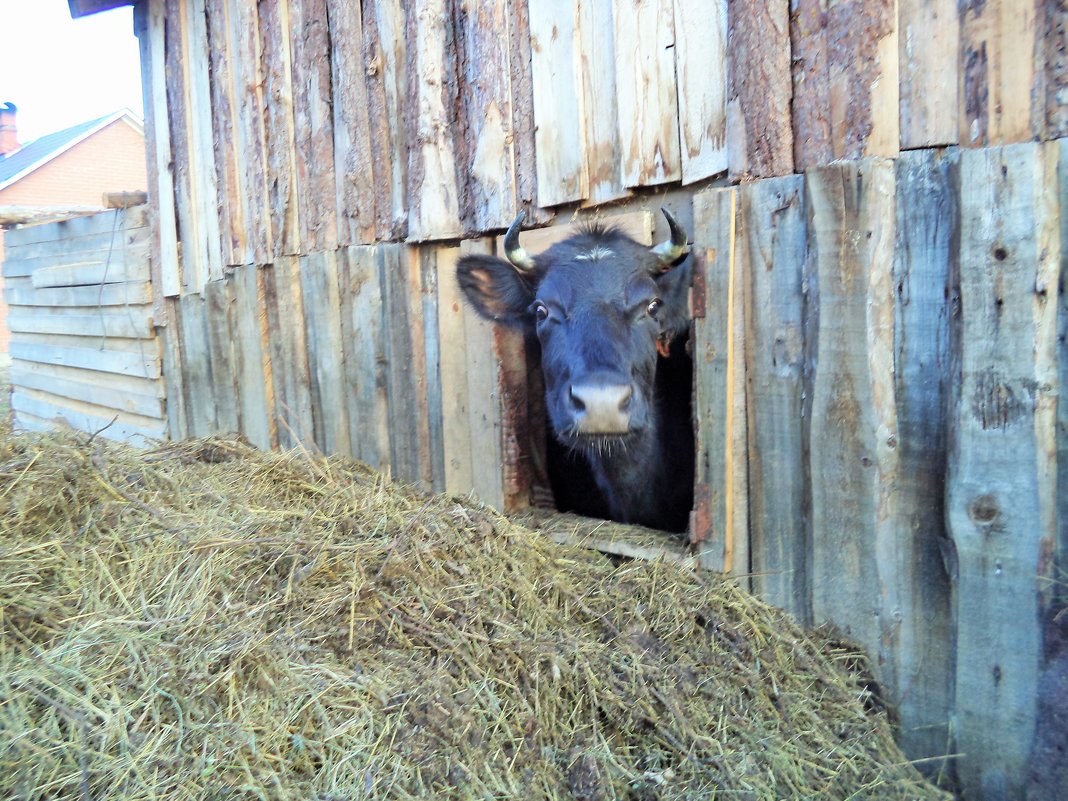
[0,428,948,801]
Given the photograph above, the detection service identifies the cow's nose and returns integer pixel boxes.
[568,383,633,434]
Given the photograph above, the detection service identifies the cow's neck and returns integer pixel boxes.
[585,420,665,528]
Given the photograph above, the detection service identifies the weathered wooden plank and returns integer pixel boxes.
[2,207,148,249]
[947,141,1060,800]
[9,360,165,421]
[290,0,338,253]
[144,0,180,297]
[260,0,301,257]
[436,243,474,494]
[12,389,167,446]
[691,187,735,572]
[805,159,899,674]
[6,309,153,340]
[380,243,421,482]
[726,0,794,180]
[233,265,276,450]
[174,293,216,436]
[3,224,149,269]
[406,0,462,241]
[9,336,162,381]
[454,0,519,232]
[1040,2,1068,139]
[459,238,506,510]
[1057,138,1068,591]
[419,247,446,492]
[891,147,959,773]
[960,0,1040,147]
[328,0,377,245]
[300,253,351,456]
[577,0,629,206]
[899,0,959,148]
[505,0,552,225]
[204,0,249,267]
[28,250,151,289]
[158,299,186,440]
[363,0,409,240]
[337,246,391,469]
[3,281,152,309]
[203,278,240,435]
[738,175,808,619]
[673,0,727,184]
[262,257,314,449]
[498,209,654,254]
[614,0,681,187]
[790,0,899,169]
[7,247,150,285]
[528,0,587,207]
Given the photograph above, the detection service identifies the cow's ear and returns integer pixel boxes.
[457,254,536,329]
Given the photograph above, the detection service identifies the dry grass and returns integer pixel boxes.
[0,428,950,800]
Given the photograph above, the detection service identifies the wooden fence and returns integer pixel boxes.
[2,207,165,445]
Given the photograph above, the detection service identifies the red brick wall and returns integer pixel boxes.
[0,117,146,356]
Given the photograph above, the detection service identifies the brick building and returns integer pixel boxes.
[0,104,147,358]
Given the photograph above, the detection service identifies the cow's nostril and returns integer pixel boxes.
[619,385,633,412]
[569,386,586,412]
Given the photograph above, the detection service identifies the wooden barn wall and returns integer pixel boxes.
[129,1,1068,798]
[1,207,166,445]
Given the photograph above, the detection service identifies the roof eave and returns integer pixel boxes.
[68,1,135,19]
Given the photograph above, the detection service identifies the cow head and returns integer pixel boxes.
[456,209,691,453]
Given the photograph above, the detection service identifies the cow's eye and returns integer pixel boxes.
[533,301,549,322]
[646,298,663,318]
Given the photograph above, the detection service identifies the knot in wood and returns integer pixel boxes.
[967,493,1000,526]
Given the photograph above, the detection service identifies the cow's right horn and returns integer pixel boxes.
[504,212,537,272]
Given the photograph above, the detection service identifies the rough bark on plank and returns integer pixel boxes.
[960,0,1040,146]
[576,0,629,206]
[143,0,180,298]
[1040,0,1068,139]
[892,147,959,775]
[673,0,728,184]
[290,0,338,253]
[454,0,519,233]
[805,159,899,685]
[790,0,899,169]
[947,141,1060,800]
[262,257,315,449]
[204,0,247,267]
[691,187,735,572]
[406,0,462,241]
[327,0,377,245]
[260,0,301,257]
[300,252,351,456]
[726,0,794,180]
[899,0,960,148]
[614,0,681,187]
[528,0,587,207]
[738,175,808,620]
[338,246,391,471]
[362,0,409,240]
[505,0,552,224]
[233,265,276,450]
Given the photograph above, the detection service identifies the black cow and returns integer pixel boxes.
[457,209,694,533]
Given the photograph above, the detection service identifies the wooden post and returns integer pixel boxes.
[947,141,1060,799]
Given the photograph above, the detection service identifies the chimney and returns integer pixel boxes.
[0,102,20,155]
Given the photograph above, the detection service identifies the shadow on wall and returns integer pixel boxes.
[1027,604,1068,800]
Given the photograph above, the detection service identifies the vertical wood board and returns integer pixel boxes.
[672,0,727,184]
[233,265,276,450]
[899,0,960,148]
[262,257,315,449]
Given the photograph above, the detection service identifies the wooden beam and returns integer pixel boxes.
[68,0,133,19]
[0,206,104,227]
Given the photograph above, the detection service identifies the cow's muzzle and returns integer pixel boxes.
[567,379,636,435]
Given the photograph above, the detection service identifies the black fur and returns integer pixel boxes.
[456,222,694,533]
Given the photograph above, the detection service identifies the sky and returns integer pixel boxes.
[0,1,143,145]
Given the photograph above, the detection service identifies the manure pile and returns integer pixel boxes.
[0,428,948,801]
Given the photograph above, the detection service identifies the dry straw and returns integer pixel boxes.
[0,426,950,800]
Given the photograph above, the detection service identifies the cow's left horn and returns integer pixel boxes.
[650,207,690,272]
[504,212,537,273]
